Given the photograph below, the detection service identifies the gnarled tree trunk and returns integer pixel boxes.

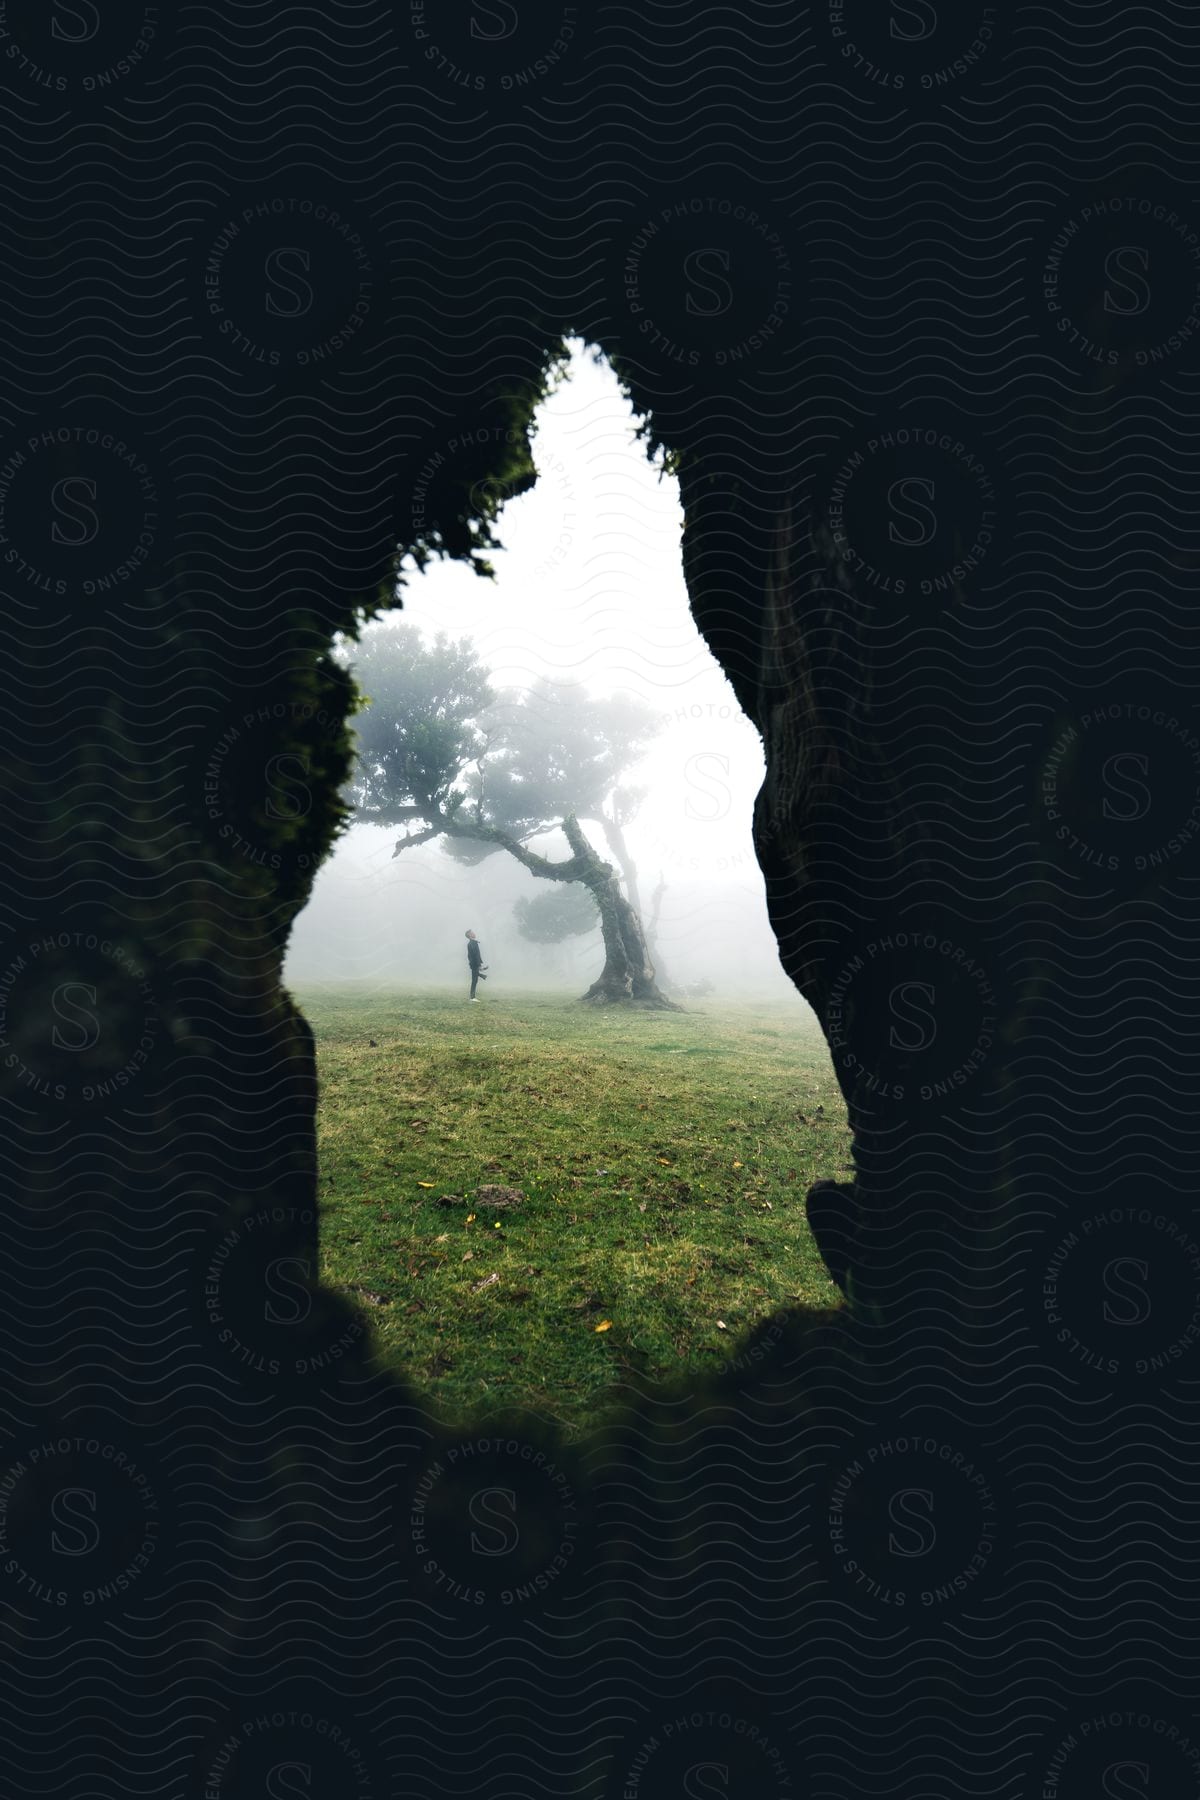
[595,810,674,994]
[562,815,680,1009]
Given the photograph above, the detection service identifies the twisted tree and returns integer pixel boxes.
[346,623,679,1008]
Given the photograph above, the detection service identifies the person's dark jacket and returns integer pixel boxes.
[467,939,483,971]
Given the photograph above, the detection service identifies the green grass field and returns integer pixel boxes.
[302,986,849,1431]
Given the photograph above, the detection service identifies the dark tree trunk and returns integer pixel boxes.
[562,816,681,1009]
[596,812,673,993]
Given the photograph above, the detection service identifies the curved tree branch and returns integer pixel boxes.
[393,802,592,882]
[391,825,442,856]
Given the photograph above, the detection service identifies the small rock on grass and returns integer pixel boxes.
[474,1184,526,1210]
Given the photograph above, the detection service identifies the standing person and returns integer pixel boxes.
[465,929,488,1000]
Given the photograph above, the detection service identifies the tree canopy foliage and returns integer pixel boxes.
[345,622,659,861]
[345,623,493,830]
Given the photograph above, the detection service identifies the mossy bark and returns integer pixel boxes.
[595,811,674,995]
[573,845,679,1010]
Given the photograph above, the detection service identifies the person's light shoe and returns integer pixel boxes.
[470,997,478,1002]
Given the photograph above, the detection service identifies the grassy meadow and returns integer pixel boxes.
[302,986,849,1431]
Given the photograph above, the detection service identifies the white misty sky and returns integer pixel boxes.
[389,339,766,883]
[288,340,804,1001]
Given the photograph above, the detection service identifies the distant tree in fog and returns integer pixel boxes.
[344,623,679,1008]
[513,884,597,944]
[512,885,599,981]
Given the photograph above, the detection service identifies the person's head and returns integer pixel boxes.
[465,930,476,940]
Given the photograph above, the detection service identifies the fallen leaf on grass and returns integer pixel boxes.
[716,1320,728,1331]
[417,1182,436,1189]
[732,1161,744,1169]
[473,1271,500,1293]
[461,1251,474,1262]
[594,1320,613,1333]
[656,1158,671,1166]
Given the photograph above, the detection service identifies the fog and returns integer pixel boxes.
[284,342,807,1010]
